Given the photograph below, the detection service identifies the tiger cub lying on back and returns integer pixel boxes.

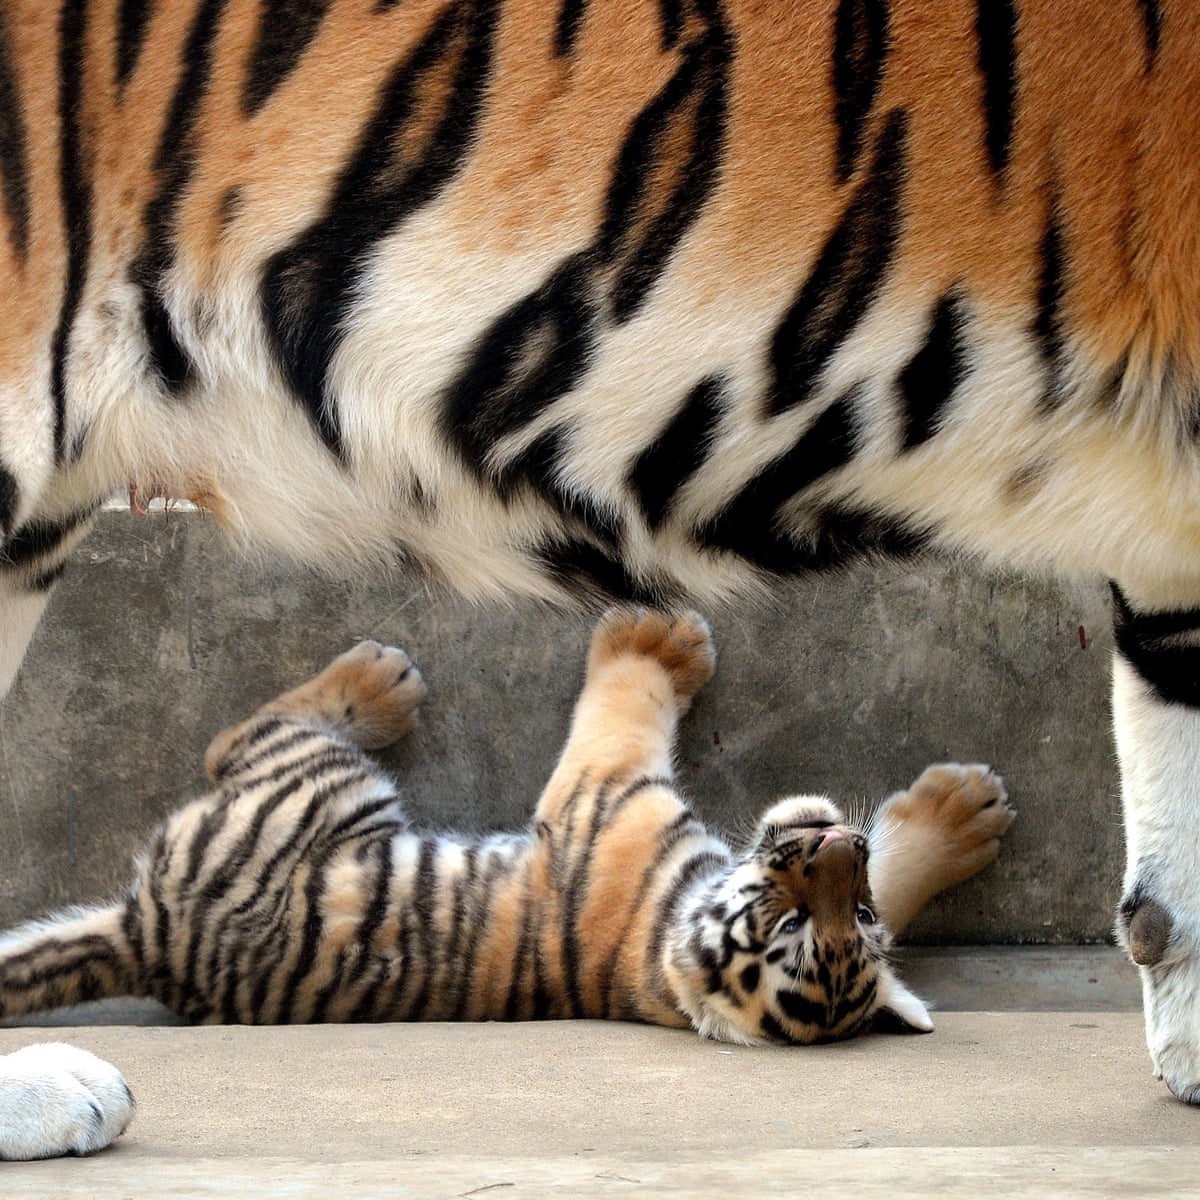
[0,609,1012,1043]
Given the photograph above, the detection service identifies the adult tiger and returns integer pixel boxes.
[0,0,1195,1111]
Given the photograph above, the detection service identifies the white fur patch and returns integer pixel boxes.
[0,1043,134,1160]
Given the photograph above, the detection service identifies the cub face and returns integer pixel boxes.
[673,797,931,1046]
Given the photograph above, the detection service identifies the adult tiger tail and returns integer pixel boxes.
[0,609,1012,1040]
[0,0,1196,1103]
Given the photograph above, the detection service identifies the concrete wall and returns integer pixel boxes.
[0,511,1122,943]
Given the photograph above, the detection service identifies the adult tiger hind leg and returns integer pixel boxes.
[1110,585,1200,1105]
[0,508,97,697]
[203,641,427,783]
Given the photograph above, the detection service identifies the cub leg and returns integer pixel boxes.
[534,608,715,825]
[204,641,426,782]
[867,763,1015,938]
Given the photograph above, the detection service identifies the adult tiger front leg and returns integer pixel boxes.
[1111,585,1200,1104]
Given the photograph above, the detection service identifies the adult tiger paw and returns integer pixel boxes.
[0,1043,133,1160]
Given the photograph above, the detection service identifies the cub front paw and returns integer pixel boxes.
[0,1043,133,1160]
[588,608,716,703]
[311,641,427,749]
[879,763,1015,888]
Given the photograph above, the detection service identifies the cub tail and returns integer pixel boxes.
[0,902,142,1020]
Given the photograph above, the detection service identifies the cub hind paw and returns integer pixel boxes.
[309,641,427,749]
[879,763,1015,885]
[588,607,715,703]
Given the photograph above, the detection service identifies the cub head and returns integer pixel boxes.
[667,795,931,1045]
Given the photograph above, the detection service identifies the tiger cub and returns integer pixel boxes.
[0,610,1012,1042]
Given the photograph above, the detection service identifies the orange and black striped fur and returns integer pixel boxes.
[0,610,1013,1042]
[1,0,1200,1105]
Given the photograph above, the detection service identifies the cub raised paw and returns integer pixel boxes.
[879,763,1015,889]
[0,1043,134,1161]
[204,641,426,781]
[588,608,716,707]
[295,641,427,750]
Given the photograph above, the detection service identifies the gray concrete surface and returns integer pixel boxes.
[0,510,1120,943]
[2,1017,1197,1197]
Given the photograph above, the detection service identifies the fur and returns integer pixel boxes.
[0,0,1198,1130]
[0,609,1013,1157]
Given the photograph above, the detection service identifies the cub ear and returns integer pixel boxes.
[873,975,933,1035]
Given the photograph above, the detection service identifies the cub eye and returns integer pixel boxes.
[778,911,807,936]
[856,904,877,925]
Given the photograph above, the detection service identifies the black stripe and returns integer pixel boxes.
[598,26,731,323]
[241,813,335,1022]
[435,844,479,1018]
[629,377,725,530]
[180,793,237,889]
[0,468,16,536]
[829,975,876,1026]
[1,507,94,572]
[116,0,153,89]
[323,795,405,843]
[403,838,442,1019]
[722,504,925,576]
[447,848,511,1020]
[0,7,30,259]
[350,840,419,1022]
[644,835,725,986]
[768,109,908,415]
[277,834,351,1021]
[501,427,622,546]
[0,933,119,975]
[657,0,684,49]
[1034,205,1067,409]
[27,564,66,592]
[554,0,590,56]
[975,0,1017,179]
[133,0,231,394]
[445,255,600,485]
[759,1011,790,1042]
[264,0,500,459]
[51,0,94,463]
[559,777,618,1018]
[535,535,670,604]
[696,389,859,570]
[898,292,969,451]
[1137,0,1161,70]
[832,0,890,184]
[503,863,540,1020]
[220,739,365,798]
[1111,584,1200,709]
[342,839,393,991]
[445,9,728,486]
[121,898,148,990]
[200,763,356,902]
[776,986,827,1027]
[242,0,332,115]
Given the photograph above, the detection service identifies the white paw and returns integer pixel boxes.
[1132,927,1200,1105]
[0,1043,134,1160]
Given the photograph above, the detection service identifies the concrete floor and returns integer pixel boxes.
[2,1010,1196,1199]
